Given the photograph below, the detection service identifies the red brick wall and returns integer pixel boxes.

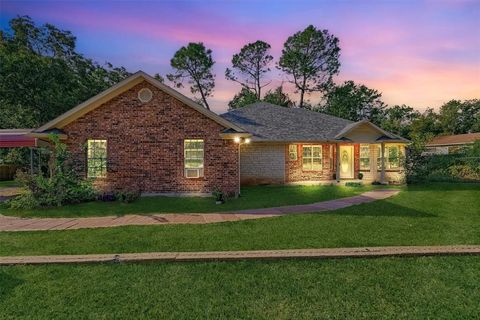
[285,143,337,182]
[63,81,239,194]
[285,143,360,182]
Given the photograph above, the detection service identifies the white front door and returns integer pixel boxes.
[339,146,354,179]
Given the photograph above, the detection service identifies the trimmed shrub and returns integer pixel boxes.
[345,182,362,187]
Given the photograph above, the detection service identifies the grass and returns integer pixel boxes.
[1,256,479,319]
[0,180,18,188]
[0,184,377,218]
[0,183,478,256]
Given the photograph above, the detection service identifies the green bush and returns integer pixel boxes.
[115,190,141,203]
[406,139,480,183]
[212,186,226,203]
[7,191,39,210]
[7,134,96,209]
[345,182,362,187]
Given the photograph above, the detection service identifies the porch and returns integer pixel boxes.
[285,142,406,185]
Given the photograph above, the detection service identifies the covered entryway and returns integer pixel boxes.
[339,145,354,179]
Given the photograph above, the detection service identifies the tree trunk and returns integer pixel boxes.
[197,84,210,110]
[299,89,305,108]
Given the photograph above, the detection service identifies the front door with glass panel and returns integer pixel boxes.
[339,146,354,179]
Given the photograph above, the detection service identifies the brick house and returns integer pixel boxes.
[221,103,408,185]
[19,71,408,195]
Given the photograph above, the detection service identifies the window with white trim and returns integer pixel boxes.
[289,144,298,160]
[377,145,403,170]
[302,145,322,171]
[87,139,107,178]
[387,145,401,169]
[184,139,204,178]
[360,144,370,170]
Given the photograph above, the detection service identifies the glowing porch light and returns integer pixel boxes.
[234,136,241,143]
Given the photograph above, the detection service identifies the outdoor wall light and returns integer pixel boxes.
[234,136,250,144]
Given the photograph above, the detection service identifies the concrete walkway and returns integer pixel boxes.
[0,189,399,232]
[1,245,479,265]
[0,187,22,202]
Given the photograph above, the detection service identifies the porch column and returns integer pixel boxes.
[335,143,340,182]
[380,142,386,184]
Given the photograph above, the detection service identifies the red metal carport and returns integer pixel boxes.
[0,129,37,148]
[0,129,37,176]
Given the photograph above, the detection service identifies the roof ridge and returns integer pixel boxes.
[223,101,354,124]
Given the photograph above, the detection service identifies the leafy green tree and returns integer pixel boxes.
[438,99,480,135]
[228,88,258,110]
[225,40,273,99]
[0,16,129,167]
[167,42,215,110]
[380,105,420,138]
[263,85,294,107]
[410,108,441,138]
[319,80,385,122]
[0,16,129,129]
[278,25,340,108]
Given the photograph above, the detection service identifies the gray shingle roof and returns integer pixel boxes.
[220,102,354,142]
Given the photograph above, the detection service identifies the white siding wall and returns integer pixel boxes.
[240,143,285,185]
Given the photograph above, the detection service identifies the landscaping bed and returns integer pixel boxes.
[0,184,379,218]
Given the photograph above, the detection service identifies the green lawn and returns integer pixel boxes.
[1,183,478,256]
[0,180,18,188]
[1,256,479,319]
[0,184,377,218]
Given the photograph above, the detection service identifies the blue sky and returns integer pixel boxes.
[1,0,479,113]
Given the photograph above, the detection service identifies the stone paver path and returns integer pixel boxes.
[1,245,479,265]
[0,189,399,232]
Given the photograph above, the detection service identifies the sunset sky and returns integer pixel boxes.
[1,0,479,114]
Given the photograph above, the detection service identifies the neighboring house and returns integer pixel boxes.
[1,71,408,195]
[424,133,480,155]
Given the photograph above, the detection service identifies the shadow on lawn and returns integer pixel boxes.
[327,201,437,218]
[0,272,24,302]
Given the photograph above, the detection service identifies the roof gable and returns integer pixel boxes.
[36,71,244,133]
[334,119,407,143]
